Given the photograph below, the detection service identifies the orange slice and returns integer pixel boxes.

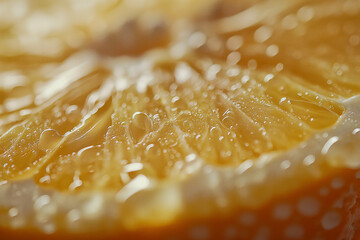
[1,0,360,239]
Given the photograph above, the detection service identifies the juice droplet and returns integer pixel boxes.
[77,145,102,159]
[171,96,187,110]
[39,129,63,152]
[130,112,153,143]
[254,26,273,43]
[77,145,102,174]
[352,128,360,135]
[321,136,339,155]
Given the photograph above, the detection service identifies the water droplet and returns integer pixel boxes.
[42,223,56,234]
[241,75,250,84]
[77,145,102,160]
[206,64,221,81]
[188,32,207,49]
[123,162,143,172]
[321,136,339,155]
[69,174,83,191]
[185,153,197,162]
[254,26,273,43]
[116,174,151,202]
[226,67,240,77]
[67,209,81,223]
[303,154,315,166]
[331,177,344,189]
[145,143,155,153]
[39,175,51,184]
[352,128,360,135]
[34,194,57,224]
[297,6,315,22]
[130,112,153,143]
[226,35,243,51]
[34,195,51,211]
[226,51,241,65]
[264,74,274,83]
[175,62,195,83]
[321,211,341,230]
[280,160,291,170]
[275,63,284,72]
[266,45,279,57]
[297,196,320,217]
[8,208,19,218]
[172,96,187,110]
[281,14,298,30]
[39,129,63,152]
[236,160,253,174]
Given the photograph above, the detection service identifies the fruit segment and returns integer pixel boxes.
[0,0,360,238]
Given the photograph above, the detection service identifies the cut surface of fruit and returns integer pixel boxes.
[1,0,360,239]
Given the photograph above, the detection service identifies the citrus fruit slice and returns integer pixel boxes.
[1,0,360,239]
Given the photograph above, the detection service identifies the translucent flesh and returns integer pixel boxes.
[0,0,359,193]
[1,0,360,236]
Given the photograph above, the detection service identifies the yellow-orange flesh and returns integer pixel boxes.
[1,0,360,239]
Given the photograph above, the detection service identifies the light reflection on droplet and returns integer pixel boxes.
[280,160,291,170]
[188,31,207,49]
[297,6,315,22]
[226,51,241,65]
[281,14,298,30]
[123,162,144,172]
[303,154,315,166]
[175,62,195,83]
[67,209,81,223]
[206,64,221,81]
[297,196,320,217]
[321,136,339,155]
[254,26,273,43]
[275,63,284,72]
[8,207,19,218]
[130,112,153,143]
[116,174,151,202]
[34,195,51,211]
[264,74,274,83]
[226,35,243,51]
[352,128,360,135]
[39,129,63,152]
[226,67,240,77]
[266,44,279,57]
